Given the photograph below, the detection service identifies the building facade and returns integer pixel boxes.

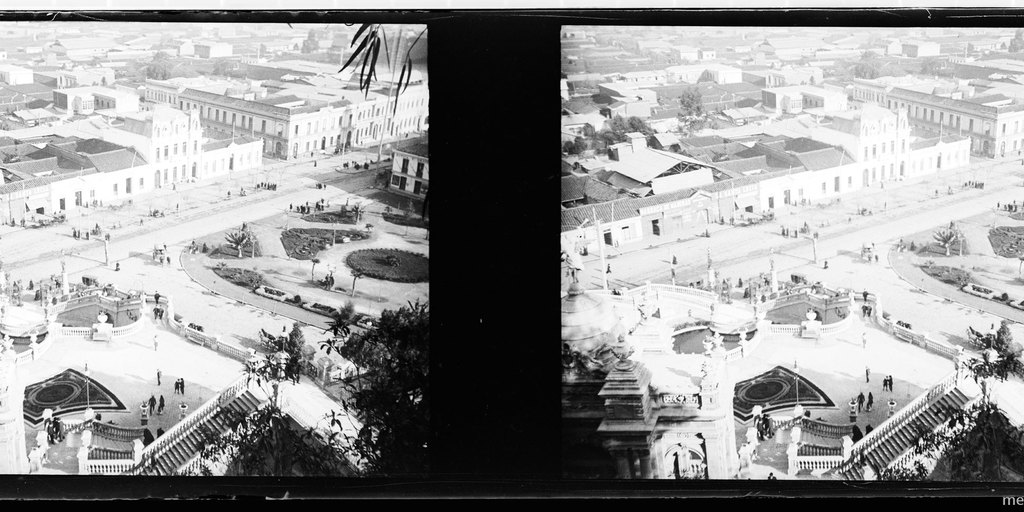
[388,136,428,200]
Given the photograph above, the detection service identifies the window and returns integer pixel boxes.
[416,162,425,178]
[295,125,299,135]
[174,144,178,156]
[970,119,974,132]
[890,141,894,153]
[232,113,236,126]
[140,178,144,188]
[848,176,852,186]
[194,141,197,152]
[821,182,826,193]
[864,148,868,160]
[262,120,267,133]
[872,145,877,158]
[391,175,401,186]
[113,183,118,194]
[164,146,169,158]
[1004,124,1008,135]
[402,158,409,173]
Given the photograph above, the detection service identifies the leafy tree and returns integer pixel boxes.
[321,300,429,475]
[311,257,321,281]
[679,87,703,117]
[325,301,355,338]
[626,116,654,136]
[572,136,588,154]
[932,229,960,256]
[212,59,237,77]
[224,230,249,258]
[1012,34,1024,53]
[581,123,597,138]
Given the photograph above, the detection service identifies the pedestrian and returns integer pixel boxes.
[606,264,611,275]
[823,260,829,269]
[158,395,165,415]
[863,290,869,302]
[867,392,874,412]
[148,395,156,413]
[156,368,161,385]
[862,332,867,349]
[173,378,180,395]
[153,335,158,351]
[672,255,678,266]
[857,392,865,412]
[180,379,185,395]
[865,366,870,383]
[874,254,879,263]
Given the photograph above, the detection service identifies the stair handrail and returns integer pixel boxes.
[126,373,249,475]
[841,370,960,473]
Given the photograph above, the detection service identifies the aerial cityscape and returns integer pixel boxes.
[560,26,1024,481]
[0,21,429,477]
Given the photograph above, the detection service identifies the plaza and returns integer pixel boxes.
[561,29,1024,476]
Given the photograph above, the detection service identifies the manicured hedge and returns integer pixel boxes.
[345,249,429,283]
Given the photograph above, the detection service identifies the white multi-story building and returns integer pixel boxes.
[0,65,33,86]
[388,135,428,200]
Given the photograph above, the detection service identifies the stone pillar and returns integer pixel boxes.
[77,446,89,474]
[791,426,802,445]
[849,399,858,422]
[786,442,800,477]
[638,449,653,479]
[613,450,633,479]
[841,436,853,460]
[133,439,144,465]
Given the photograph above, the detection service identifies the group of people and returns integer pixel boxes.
[152,306,166,320]
[146,394,166,416]
[856,391,874,413]
[881,375,894,392]
[1000,200,1023,213]
[70,228,91,240]
[850,423,874,443]
[860,304,874,317]
[965,181,986,190]
[44,416,65,444]
[257,182,278,191]
[187,240,206,255]
[755,413,775,441]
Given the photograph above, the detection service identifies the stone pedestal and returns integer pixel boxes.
[786,442,800,477]
[77,446,89,474]
[133,439,144,464]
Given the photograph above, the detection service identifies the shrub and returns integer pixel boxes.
[1002,292,1011,301]
[293,294,302,304]
[909,241,917,251]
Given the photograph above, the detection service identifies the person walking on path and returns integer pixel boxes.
[180,378,185,395]
[158,395,165,415]
[863,290,869,302]
[867,392,874,412]
[865,366,871,383]
[148,395,156,414]
[156,368,161,386]
[153,335,158,351]
[153,292,161,306]
[606,264,611,275]
[173,379,180,395]
[862,332,868,349]
[857,392,865,412]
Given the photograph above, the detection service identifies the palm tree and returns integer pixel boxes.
[324,302,355,339]
[225,230,248,258]
[351,271,363,297]
[311,258,321,282]
[933,229,960,257]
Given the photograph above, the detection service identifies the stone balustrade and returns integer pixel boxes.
[127,374,249,475]
[801,417,854,440]
[82,458,135,475]
[840,370,960,474]
[91,421,148,443]
[793,454,845,471]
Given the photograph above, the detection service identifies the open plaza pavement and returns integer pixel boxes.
[5,144,425,474]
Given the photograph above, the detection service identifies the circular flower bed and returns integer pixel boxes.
[281,228,371,260]
[345,249,429,283]
[989,226,1024,258]
[213,266,266,289]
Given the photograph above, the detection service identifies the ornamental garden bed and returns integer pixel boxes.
[301,209,358,224]
[255,286,290,302]
[382,212,429,229]
[962,283,999,299]
[212,267,265,289]
[281,228,371,260]
[1012,212,1024,221]
[989,226,1024,258]
[302,302,337,316]
[345,248,429,283]
[920,264,971,286]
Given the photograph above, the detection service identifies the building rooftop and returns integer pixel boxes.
[392,135,428,159]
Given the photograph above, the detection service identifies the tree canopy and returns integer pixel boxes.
[679,87,703,117]
[326,300,430,476]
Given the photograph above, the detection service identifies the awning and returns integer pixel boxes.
[734,195,757,211]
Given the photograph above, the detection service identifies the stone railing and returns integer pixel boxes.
[111,317,145,338]
[882,315,962,361]
[59,326,93,338]
[91,422,148,443]
[88,446,135,460]
[842,370,960,473]
[797,443,843,457]
[767,324,800,336]
[771,415,800,432]
[127,373,249,475]
[83,458,135,475]
[60,418,92,437]
[801,417,854,440]
[818,313,855,337]
[886,392,982,474]
[794,454,846,471]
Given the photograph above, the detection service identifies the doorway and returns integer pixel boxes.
[651,219,661,236]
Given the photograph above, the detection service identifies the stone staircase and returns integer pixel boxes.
[136,390,263,476]
[835,387,971,480]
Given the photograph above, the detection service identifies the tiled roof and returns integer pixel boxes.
[392,135,429,159]
[202,134,260,152]
[560,187,700,232]
[784,137,833,154]
[86,149,147,173]
[794,148,852,171]
[680,135,726,148]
